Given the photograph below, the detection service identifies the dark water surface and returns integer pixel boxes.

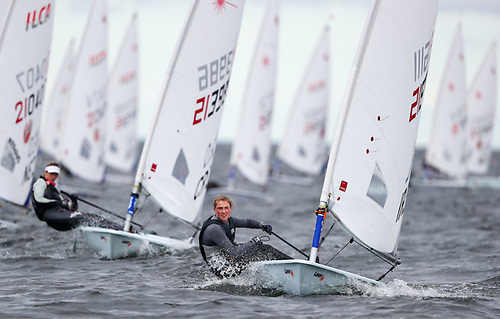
[1,145,499,318]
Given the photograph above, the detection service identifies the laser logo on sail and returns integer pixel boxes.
[89,50,107,67]
[212,0,238,14]
[26,3,51,31]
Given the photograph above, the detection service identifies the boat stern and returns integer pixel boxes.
[254,259,381,295]
[80,226,149,259]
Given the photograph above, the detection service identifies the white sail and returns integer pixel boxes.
[275,25,330,176]
[424,23,468,179]
[228,0,279,187]
[105,13,138,173]
[58,0,107,182]
[466,40,497,175]
[40,38,75,160]
[127,0,247,226]
[321,0,438,262]
[0,0,55,206]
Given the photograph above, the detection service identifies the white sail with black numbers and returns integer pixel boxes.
[276,24,329,176]
[424,23,468,179]
[132,0,246,224]
[0,0,54,206]
[322,0,438,262]
[40,38,75,160]
[105,13,138,173]
[58,0,107,183]
[466,40,497,175]
[229,0,279,187]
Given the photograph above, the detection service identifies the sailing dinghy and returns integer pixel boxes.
[270,24,330,186]
[465,40,498,189]
[0,0,54,219]
[208,0,279,201]
[40,38,75,160]
[255,0,438,295]
[57,0,108,183]
[80,0,246,259]
[104,12,139,179]
[412,23,469,188]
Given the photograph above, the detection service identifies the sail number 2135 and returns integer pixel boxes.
[193,50,234,125]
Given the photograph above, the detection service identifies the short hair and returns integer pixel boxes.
[45,161,60,168]
[213,194,232,209]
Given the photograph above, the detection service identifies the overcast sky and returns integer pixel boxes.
[48,0,500,148]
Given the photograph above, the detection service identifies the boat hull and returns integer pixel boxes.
[254,259,382,296]
[79,226,194,259]
[467,176,500,189]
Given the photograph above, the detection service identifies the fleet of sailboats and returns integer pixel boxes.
[0,0,498,296]
[415,23,499,189]
[255,0,438,295]
[80,0,247,259]
[0,1,55,211]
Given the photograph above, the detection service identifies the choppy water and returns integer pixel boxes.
[1,145,499,318]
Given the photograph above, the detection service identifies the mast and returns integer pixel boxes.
[0,1,15,51]
[309,0,381,263]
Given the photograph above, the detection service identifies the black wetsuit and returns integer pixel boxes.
[31,176,120,232]
[199,215,291,277]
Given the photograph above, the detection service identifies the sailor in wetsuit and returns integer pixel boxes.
[199,194,290,277]
[31,161,121,232]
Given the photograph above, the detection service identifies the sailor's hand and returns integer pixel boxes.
[60,199,70,210]
[250,236,262,245]
[259,222,272,235]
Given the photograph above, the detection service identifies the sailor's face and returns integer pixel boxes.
[214,200,232,223]
[44,171,59,183]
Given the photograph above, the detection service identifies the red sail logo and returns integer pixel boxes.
[89,50,107,67]
[213,0,237,14]
[120,71,137,84]
[23,119,32,143]
[26,3,51,31]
